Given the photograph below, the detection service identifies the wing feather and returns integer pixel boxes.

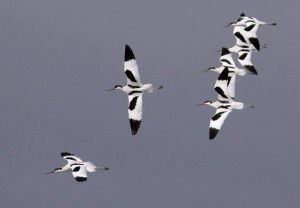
[128,94,143,135]
[124,45,142,86]
[209,108,232,139]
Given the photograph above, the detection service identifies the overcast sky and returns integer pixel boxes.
[0,0,299,207]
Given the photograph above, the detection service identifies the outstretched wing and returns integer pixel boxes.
[71,164,87,182]
[219,47,237,68]
[214,68,232,102]
[61,152,82,163]
[237,50,258,75]
[124,45,142,86]
[209,108,232,140]
[227,73,236,100]
[128,93,143,135]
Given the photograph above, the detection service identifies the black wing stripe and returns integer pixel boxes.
[129,96,139,111]
[125,70,137,83]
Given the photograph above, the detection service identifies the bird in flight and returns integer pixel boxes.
[199,68,253,139]
[45,152,109,182]
[107,44,163,135]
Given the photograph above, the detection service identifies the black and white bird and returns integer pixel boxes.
[227,13,276,52]
[204,47,246,99]
[107,44,163,135]
[45,152,109,182]
[199,68,253,140]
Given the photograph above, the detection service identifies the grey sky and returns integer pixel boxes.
[0,0,299,207]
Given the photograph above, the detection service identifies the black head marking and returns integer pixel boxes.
[114,85,122,88]
[129,96,139,111]
[129,119,141,135]
[221,47,230,56]
[240,13,245,17]
[125,44,135,62]
[125,70,137,83]
[209,127,219,140]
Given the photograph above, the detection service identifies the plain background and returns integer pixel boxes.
[0,0,299,207]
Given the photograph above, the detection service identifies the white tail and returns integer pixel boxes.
[85,161,98,172]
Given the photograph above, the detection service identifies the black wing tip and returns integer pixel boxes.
[218,67,229,81]
[61,152,74,157]
[125,44,135,61]
[129,119,141,135]
[221,47,230,56]
[104,167,109,170]
[75,177,87,182]
[244,65,258,75]
[209,128,219,140]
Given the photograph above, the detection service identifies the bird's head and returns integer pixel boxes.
[45,168,62,174]
[224,21,246,27]
[197,101,212,106]
[201,67,215,73]
[106,85,123,91]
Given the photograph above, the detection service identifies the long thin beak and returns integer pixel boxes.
[258,21,277,26]
[200,69,210,73]
[106,88,115,91]
[223,22,246,27]
[44,170,55,174]
[196,103,205,106]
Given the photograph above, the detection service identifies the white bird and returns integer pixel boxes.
[107,44,163,135]
[203,47,246,99]
[46,152,109,182]
[199,68,253,140]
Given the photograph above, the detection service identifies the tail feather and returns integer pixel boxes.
[85,161,97,172]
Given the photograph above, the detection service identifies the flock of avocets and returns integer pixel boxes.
[47,13,276,182]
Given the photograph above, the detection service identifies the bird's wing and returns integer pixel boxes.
[71,164,87,182]
[209,108,232,140]
[128,93,143,135]
[233,25,248,46]
[214,67,233,102]
[219,47,237,68]
[61,152,83,163]
[243,20,260,51]
[227,73,236,100]
[124,45,142,87]
[237,50,258,75]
